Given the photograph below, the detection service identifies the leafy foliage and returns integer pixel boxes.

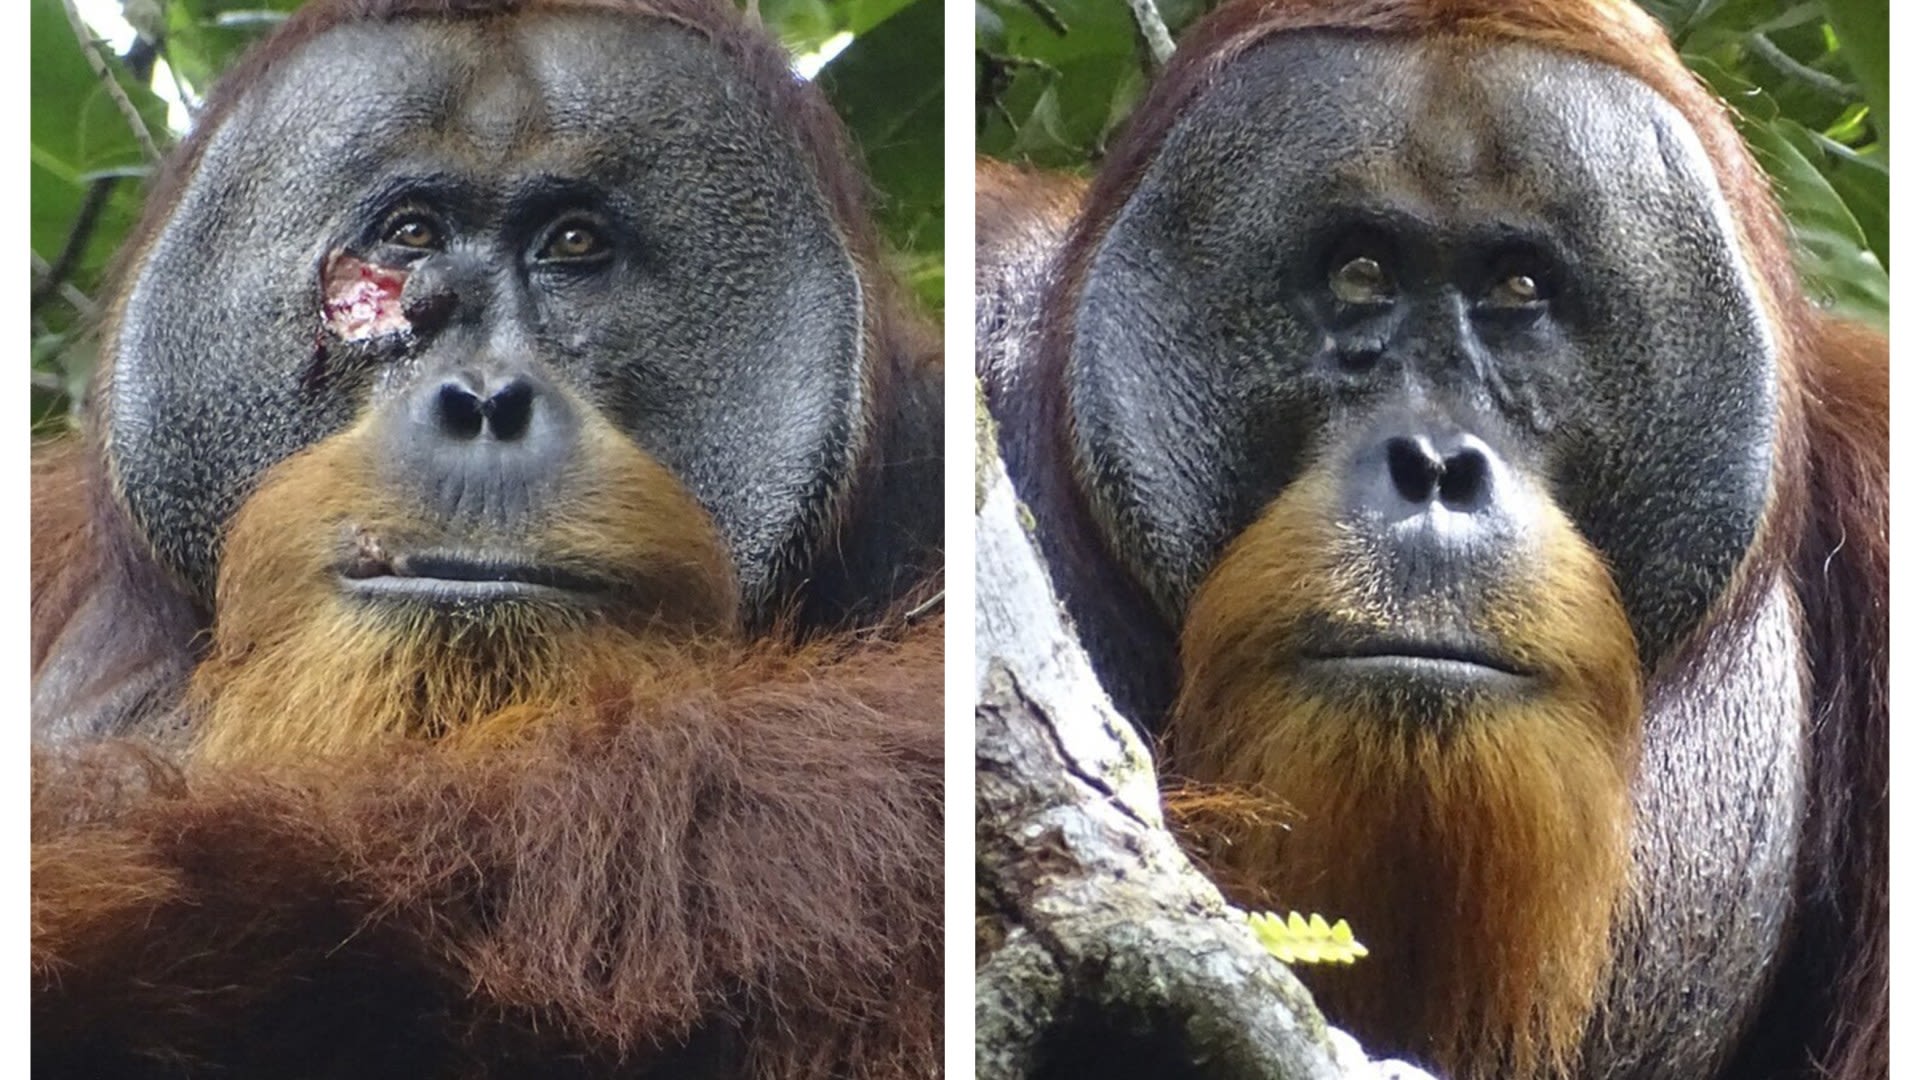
[30,0,944,428]
[1248,910,1371,966]
[1649,0,1889,325]
[977,0,1202,167]
[976,0,1888,327]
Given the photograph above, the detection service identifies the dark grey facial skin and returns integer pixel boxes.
[107,13,865,611]
[1070,33,1776,671]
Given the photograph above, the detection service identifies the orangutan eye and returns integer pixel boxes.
[1489,272,1542,307]
[1483,253,1558,311]
[539,221,610,263]
[1330,255,1394,305]
[384,214,441,250]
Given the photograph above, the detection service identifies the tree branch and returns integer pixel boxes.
[973,400,1434,1079]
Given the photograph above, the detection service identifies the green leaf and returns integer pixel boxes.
[1249,909,1371,966]
[162,1,298,100]
[1687,54,1780,123]
[759,0,837,56]
[1739,115,1887,326]
[1823,0,1887,145]
[31,0,166,313]
[840,0,919,37]
[818,0,944,297]
[1788,126,1888,270]
[1824,101,1871,143]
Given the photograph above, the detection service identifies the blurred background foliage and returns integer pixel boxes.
[978,0,1888,328]
[30,0,944,429]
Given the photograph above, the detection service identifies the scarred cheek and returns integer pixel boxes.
[322,252,410,341]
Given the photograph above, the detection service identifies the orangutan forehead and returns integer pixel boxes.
[230,14,754,177]
[1164,32,1731,239]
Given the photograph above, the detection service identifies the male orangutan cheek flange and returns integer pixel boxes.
[978,2,1885,1077]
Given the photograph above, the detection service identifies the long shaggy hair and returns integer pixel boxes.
[1171,469,1640,1078]
[34,617,944,1079]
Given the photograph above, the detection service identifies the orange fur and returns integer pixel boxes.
[191,407,740,763]
[30,439,98,667]
[35,619,944,1079]
[974,159,1086,266]
[1170,469,1640,1078]
[30,441,113,719]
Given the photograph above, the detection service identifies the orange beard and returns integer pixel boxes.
[1168,471,1641,1078]
[188,417,741,765]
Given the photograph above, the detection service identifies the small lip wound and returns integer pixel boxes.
[1302,636,1532,679]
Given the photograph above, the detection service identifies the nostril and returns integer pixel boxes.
[1337,346,1383,374]
[1387,436,1443,505]
[436,381,486,440]
[483,378,535,441]
[1438,447,1492,510]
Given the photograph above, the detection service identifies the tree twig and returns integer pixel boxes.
[1745,33,1852,106]
[1128,0,1175,73]
[30,180,114,316]
[31,253,98,320]
[1014,0,1069,38]
[33,33,159,318]
[161,51,202,124]
[903,588,945,622]
[59,0,162,165]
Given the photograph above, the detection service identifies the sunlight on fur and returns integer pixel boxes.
[1170,469,1641,1079]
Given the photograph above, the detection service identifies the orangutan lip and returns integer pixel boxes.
[1302,639,1531,680]
[339,552,606,601]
